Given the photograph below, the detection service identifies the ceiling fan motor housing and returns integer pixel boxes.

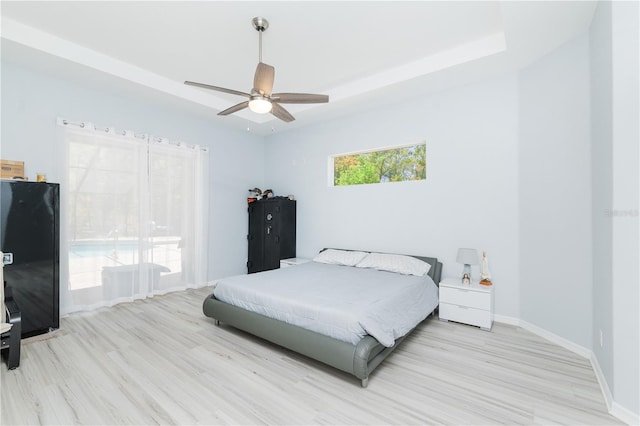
[252,17,269,32]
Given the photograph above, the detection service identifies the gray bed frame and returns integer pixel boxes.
[202,252,442,387]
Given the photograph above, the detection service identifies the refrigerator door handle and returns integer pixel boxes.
[2,252,13,265]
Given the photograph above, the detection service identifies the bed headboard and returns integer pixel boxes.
[320,249,443,286]
[412,255,443,286]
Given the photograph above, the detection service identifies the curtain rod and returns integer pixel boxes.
[61,119,146,139]
[60,118,208,152]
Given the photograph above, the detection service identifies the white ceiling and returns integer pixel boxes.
[1,1,597,135]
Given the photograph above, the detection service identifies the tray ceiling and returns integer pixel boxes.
[1,1,596,134]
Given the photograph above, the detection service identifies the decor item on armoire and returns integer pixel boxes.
[0,180,60,338]
[248,187,275,203]
[479,251,493,286]
[184,17,329,123]
[456,248,478,283]
[247,198,296,274]
[248,187,261,203]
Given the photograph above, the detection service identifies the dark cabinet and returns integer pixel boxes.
[1,181,60,338]
[247,199,296,274]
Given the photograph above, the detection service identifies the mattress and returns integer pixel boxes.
[213,261,439,347]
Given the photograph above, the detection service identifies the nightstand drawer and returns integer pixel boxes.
[439,303,492,330]
[440,287,491,310]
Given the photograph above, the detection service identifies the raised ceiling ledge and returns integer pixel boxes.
[1,17,506,125]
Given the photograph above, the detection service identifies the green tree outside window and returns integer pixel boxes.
[333,143,426,186]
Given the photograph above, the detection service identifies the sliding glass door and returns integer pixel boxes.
[59,120,208,313]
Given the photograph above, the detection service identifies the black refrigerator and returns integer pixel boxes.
[1,180,60,338]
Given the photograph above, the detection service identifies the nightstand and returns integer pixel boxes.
[280,258,311,268]
[439,278,494,331]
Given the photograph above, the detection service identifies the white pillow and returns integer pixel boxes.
[356,252,431,276]
[313,249,368,266]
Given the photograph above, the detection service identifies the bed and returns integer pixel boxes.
[202,249,442,387]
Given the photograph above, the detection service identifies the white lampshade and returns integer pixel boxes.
[249,98,272,114]
[456,248,479,265]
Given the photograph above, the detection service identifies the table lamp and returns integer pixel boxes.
[456,248,479,282]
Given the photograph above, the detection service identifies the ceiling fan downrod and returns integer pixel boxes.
[252,17,269,63]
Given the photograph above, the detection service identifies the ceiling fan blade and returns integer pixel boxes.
[218,101,249,116]
[271,102,295,122]
[253,63,275,95]
[185,81,251,98]
[271,93,329,104]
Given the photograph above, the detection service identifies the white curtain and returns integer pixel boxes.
[56,118,209,314]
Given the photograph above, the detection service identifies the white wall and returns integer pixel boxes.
[590,1,639,419]
[610,0,639,416]
[590,0,615,399]
[0,47,265,280]
[264,75,520,318]
[518,33,592,349]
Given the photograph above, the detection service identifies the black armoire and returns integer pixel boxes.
[1,180,60,338]
[247,198,296,274]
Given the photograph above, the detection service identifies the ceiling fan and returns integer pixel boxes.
[185,17,329,123]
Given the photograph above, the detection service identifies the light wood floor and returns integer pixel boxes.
[1,286,622,425]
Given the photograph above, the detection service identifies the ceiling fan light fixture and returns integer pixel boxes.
[248,98,272,114]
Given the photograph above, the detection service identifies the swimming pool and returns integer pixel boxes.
[70,240,143,259]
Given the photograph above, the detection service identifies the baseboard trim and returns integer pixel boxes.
[588,355,639,425]
[590,352,614,411]
[495,315,592,358]
[518,319,592,359]
[495,315,638,425]
[493,314,520,326]
[611,402,640,426]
